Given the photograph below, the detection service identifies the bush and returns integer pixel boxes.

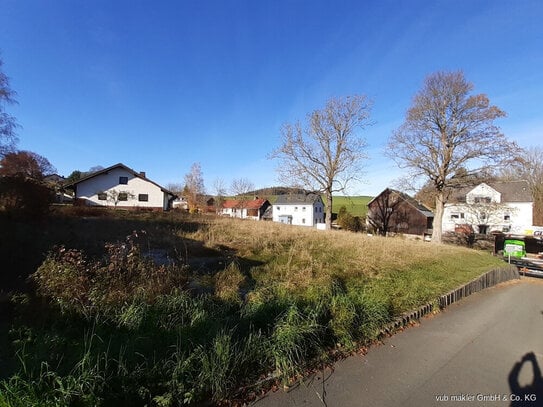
[337,205,363,232]
[32,231,189,314]
[0,176,52,219]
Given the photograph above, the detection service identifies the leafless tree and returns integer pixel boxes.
[106,190,135,208]
[462,201,518,234]
[0,57,18,156]
[212,177,227,213]
[271,95,372,229]
[501,146,543,225]
[184,162,205,212]
[386,71,516,243]
[230,177,254,217]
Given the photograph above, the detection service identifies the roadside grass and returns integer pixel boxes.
[0,209,505,405]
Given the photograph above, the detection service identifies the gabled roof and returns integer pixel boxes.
[486,180,532,202]
[368,188,434,217]
[274,194,323,205]
[65,163,176,196]
[222,198,269,210]
[448,180,532,203]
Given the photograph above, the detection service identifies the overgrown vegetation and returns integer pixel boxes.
[0,209,504,405]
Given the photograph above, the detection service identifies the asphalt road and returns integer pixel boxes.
[253,278,543,407]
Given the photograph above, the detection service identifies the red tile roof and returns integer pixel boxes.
[222,198,268,209]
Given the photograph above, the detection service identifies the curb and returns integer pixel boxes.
[381,265,520,336]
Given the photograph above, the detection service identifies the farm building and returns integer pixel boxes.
[367,188,434,237]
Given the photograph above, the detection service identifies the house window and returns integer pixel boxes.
[138,194,149,202]
[302,218,306,224]
[118,192,128,201]
[474,197,491,204]
[451,213,464,220]
[277,206,280,211]
[119,176,128,184]
[294,207,298,211]
[97,192,107,200]
[504,214,510,221]
[302,206,306,211]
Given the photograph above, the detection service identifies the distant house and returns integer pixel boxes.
[172,196,189,211]
[66,163,177,211]
[220,198,271,220]
[443,181,533,235]
[367,188,434,236]
[272,194,325,227]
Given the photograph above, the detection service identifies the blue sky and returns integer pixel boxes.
[1,0,542,195]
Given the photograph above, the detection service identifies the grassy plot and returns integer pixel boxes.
[0,211,504,406]
[330,195,373,218]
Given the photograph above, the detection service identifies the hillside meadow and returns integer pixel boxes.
[0,209,504,406]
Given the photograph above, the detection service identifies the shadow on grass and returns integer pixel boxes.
[0,211,266,294]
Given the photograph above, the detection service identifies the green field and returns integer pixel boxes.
[331,195,373,218]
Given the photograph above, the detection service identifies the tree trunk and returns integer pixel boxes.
[325,190,333,230]
[432,192,445,243]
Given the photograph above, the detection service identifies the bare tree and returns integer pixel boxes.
[166,182,184,196]
[462,201,518,234]
[212,177,227,213]
[184,162,205,212]
[230,177,254,218]
[271,95,372,229]
[0,57,18,156]
[105,190,135,208]
[386,71,516,243]
[502,146,543,225]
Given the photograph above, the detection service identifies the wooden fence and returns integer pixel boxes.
[438,266,520,309]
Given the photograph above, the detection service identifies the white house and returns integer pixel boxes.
[220,198,271,220]
[67,163,177,211]
[442,181,533,235]
[272,194,325,227]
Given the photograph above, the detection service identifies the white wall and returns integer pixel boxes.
[272,202,325,226]
[76,168,168,210]
[466,183,501,204]
[443,201,533,234]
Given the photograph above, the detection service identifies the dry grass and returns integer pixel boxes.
[177,216,503,313]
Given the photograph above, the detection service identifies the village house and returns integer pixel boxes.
[367,188,434,237]
[272,194,325,227]
[219,198,271,220]
[66,163,177,211]
[442,180,533,235]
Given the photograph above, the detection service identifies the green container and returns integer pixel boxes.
[503,239,526,258]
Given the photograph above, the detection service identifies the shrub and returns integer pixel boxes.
[0,176,52,219]
[32,231,189,314]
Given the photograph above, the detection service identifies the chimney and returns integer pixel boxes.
[139,171,146,178]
